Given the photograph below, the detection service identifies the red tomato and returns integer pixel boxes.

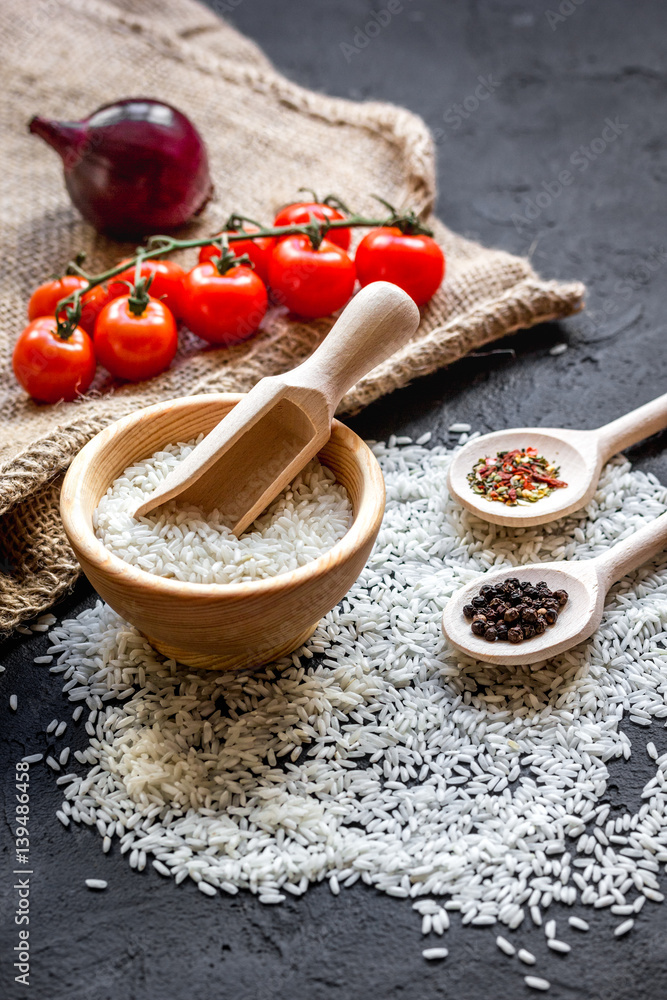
[181,262,268,346]
[107,259,186,318]
[273,202,350,251]
[268,236,356,319]
[27,276,111,336]
[354,228,445,306]
[13,318,96,403]
[94,297,178,381]
[198,228,274,284]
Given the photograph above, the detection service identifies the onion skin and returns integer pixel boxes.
[29,98,213,238]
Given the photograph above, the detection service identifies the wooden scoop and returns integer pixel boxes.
[442,510,667,665]
[134,282,420,532]
[447,392,667,527]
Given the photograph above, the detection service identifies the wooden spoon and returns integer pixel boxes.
[442,510,667,665]
[134,282,420,532]
[447,393,667,527]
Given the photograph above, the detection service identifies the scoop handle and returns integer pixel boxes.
[288,281,420,412]
[594,510,667,590]
[596,392,667,463]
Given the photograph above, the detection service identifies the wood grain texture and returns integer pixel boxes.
[446,392,667,528]
[60,394,386,671]
[135,282,419,532]
[442,510,667,665]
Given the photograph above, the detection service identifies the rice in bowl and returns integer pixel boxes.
[93,436,353,585]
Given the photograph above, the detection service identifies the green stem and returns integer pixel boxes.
[53,210,429,336]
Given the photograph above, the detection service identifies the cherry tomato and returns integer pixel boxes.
[268,236,356,319]
[13,318,96,403]
[94,297,177,381]
[107,259,186,318]
[198,228,274,284]
[181,262,268,346]
[354,228,445,306]
[273,202,351,251]
[27,276,111,336]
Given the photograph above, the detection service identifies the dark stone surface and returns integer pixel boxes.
[2,2,667,998]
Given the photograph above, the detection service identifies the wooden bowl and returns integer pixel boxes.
[60,394,385,671]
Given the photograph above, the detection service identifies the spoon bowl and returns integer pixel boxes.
[447,393,667,527]
[442,561,603,666]
[447,428,594,527]
[442,509,667,665]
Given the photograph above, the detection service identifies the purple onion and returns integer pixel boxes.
[29,98,213,238]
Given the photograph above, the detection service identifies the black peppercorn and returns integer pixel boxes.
[463,576,568,645]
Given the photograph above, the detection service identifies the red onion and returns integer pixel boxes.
[29,98,213,238]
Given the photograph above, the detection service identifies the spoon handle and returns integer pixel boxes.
[287,282,420,414]
[594,510,667,590]
[596,392,667,464]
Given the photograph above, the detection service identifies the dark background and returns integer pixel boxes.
[2,1,667,998]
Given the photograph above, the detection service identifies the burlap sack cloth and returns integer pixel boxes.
[0,0,585,636]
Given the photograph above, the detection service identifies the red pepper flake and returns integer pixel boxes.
[467,446,568,506]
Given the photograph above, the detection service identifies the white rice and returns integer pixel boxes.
[94,438,352,585]
[525,976,550,991]
[9,694,17,711]
[422,948,448,960]
[547,939,570,953]
[33,437,667,981]
[614,918,634,936]
[85,879,108,890]
[496,935,516,956]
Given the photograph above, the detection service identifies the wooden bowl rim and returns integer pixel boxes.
[61,393,385,599]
